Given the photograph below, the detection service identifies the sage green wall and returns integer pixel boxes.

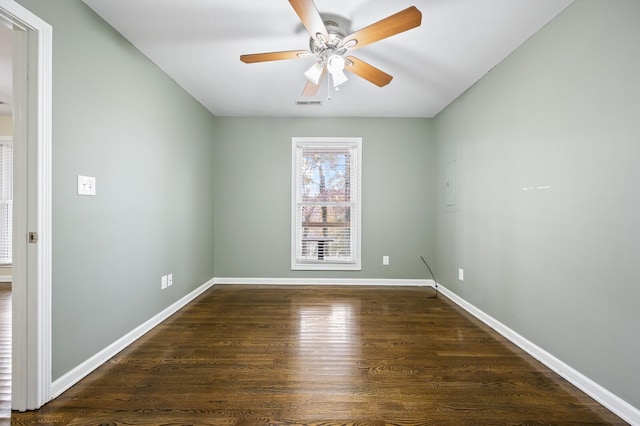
[213,117,434,280]
[16,0,216,381]
[433,0,640,408]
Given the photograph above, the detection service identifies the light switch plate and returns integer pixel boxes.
[77,175,96,196]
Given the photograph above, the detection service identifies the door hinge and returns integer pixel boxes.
[28,232,38,244]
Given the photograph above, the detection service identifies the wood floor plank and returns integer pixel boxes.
[11,285,627,425]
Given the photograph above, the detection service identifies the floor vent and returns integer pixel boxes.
[295,100,322,106]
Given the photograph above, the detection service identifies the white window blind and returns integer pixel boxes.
[292,137,361,270]
[0,141,12,265]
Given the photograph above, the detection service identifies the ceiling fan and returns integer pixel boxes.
[240,0,422,96]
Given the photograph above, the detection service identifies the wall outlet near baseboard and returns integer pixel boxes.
[383,256,389,266]
[458,268,464,281]
[168,274,173,287]
[161,275,168,289]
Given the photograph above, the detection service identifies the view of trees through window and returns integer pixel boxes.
[298,147,353,262]
[292,137,361,270]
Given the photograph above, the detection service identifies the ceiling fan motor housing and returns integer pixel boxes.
[309,16,355,59]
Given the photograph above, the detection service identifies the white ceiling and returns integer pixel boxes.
[4,1,575,119]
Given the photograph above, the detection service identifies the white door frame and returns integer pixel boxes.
[0,0,52,411]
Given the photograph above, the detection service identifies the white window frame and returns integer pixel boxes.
[291,137,362,271]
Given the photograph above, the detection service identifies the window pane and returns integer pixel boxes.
[300,149,352,203]
[297,204,353,262]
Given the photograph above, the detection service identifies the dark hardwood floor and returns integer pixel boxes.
[11,285,626,425]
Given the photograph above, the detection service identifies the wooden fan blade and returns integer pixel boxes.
[289,0,329,43]
[240,50,311,63]
[345,56,393,87]
[302,80,320,97]
[301,70,326,96]
[343,6,422,50]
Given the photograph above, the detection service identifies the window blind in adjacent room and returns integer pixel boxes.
[0,141,12,265]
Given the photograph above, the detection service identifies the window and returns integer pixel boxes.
[292,137,361,270]
[0,138,12,265]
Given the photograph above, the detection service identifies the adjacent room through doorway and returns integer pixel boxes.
[0,18,11,420]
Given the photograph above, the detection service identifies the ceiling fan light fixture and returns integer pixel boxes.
[327,54,344,73]
[331,70,348,89]
[327,54,348,88]
[304,61,324,85]
[240,2,423,95]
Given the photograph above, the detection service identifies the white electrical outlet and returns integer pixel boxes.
[161,275,168,289]
[458,268,464,281]
[168,274,173,287]
[77,175,96,196]
[383,256,390,266]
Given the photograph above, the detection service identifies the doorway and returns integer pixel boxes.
[0,15,13,421]
[0,0,52,412]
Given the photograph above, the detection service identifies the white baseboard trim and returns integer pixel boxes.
[436,283,640,425]
[213,277,433,287]
[0,275,12,282]
[50,278,215,400]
